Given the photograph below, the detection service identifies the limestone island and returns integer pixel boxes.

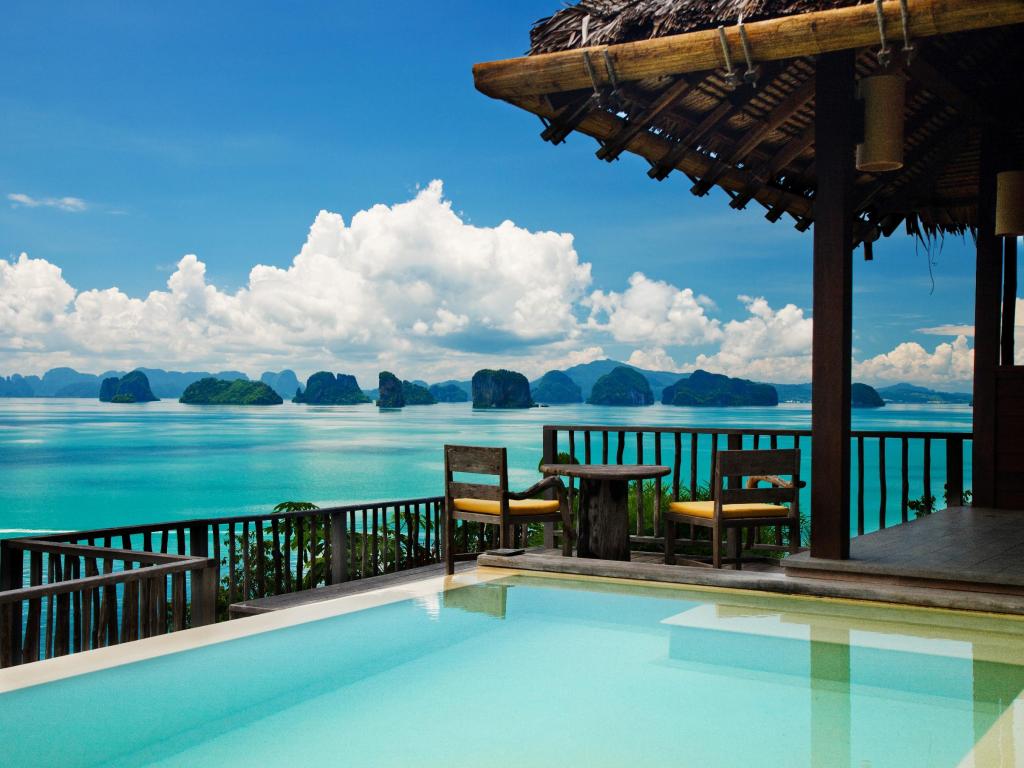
[377,372,437,408]
[293,372,370,405]
[532,370,583,404]
[662,370,778,407]
[587,366,653,406]
[428,382,469,403]
[472,369,533,409]
[852,382,885,408]
[180,378,282,405]
[99,370,159,403]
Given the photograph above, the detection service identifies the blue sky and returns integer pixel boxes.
[0,1,987,388]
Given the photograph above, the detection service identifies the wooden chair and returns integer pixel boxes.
[444,445,574,575]
[664,449,802,569]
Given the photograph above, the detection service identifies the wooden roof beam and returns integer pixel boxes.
[730,125,815,209]
[692,76,816,196]
[473,1,1024,100]
[595,76,694,162]
[507,93,814,221]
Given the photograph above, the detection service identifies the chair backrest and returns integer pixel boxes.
[444,445,509,502]
[714,449,800,514]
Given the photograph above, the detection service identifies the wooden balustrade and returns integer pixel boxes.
[0,496,444,668]
[541,425,972,547]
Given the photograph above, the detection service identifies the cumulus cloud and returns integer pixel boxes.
[587,272,721,346]
[627,347,683,372]
[7,192,87,212]
[854,335,974,388]
[918,323,974,336]
[0,182,593,379]
[688,296,813,382]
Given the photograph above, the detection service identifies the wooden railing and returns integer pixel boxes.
[0,496,443,668]
[541,424,972,544]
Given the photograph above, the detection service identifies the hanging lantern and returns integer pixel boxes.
[996,171,1024,236]
[856,74,905,173]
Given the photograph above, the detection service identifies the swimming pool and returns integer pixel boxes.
[2,569,1023,767]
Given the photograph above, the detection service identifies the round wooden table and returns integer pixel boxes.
[540,463,671,561]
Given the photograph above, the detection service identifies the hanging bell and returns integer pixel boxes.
[856,74,905,173]
[996,171,1024,237]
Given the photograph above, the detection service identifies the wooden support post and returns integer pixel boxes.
[973,125,1003,508]
[187,522,215,627]
[329,510,347,584]
[1002,236,1017,366]
[810,51,855,560]
[542,428,557,549]
[0,541,24,666]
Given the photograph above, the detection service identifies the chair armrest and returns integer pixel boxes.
[508,475,567,501]
[746,475,805,489]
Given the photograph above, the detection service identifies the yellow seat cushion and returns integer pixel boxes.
[668,500,789,519]
[453,498,560,516]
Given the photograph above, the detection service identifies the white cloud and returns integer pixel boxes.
[627,347,683,372]
[0,182,593,380]
[688,296,813,382]
[854,335,974,388]
[587,272,721,345]
[7,192,87,212]
[918,324,974,336]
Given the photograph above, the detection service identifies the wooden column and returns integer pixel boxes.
[973,125,1003,508]
[810,51,856,559]
[1002,236,1017,366]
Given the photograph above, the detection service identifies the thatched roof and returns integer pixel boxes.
[530,0,858,55]
[474,0,1024,241]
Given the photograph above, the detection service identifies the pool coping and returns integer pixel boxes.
[477,550,1024,616]
[0,567,509,694]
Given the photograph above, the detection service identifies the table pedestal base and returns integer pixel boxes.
[577,478,631,561]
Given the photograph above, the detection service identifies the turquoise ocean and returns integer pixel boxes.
[0,399,971,537]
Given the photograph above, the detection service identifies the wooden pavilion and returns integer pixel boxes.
[473,0,1024,572]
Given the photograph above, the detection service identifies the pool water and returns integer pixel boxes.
[2,573,1023,767]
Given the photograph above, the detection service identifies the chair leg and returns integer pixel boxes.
[664,518,676,565]
[789,520,801,555]
[712,524,722,569]
[444,512,455,576]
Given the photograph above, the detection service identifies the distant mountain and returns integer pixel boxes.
[555,359,683,400]
[428,382,469,403]
[0,367,248,398]
[260,370,301,400]
[851,383,885,408]
[532,370,583,404]
[662,370,778,407]
[587,366,654,406]
[773,383,813,402]
[876,383,973,404]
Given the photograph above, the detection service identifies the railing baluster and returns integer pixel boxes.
[393,506,401,574]
[568,430,576,463]
[256,522,266,597]
[689,433,698,500]
[295,518,303,588]
[636,431,644,536]
[616,431,625,464]
[946,436,965,508]
[242,520,251,600]
[602,431,609,463]
[923,438,933,509]
[360,509,368,579]
[272,519,282,595]
[283,517,293,591]
[857,436,865,536]
[672,432,682,502]
[584,430,592,464]
[901,438,910,523]
[654,432,663,534]
[228,522,237,604]
[878,437,887,530]
[372,507,380,576]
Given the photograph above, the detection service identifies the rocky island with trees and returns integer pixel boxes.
[99,370,159,403]
[179,378,282,405]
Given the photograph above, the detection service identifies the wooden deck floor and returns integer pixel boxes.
[783,506,1024,594]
